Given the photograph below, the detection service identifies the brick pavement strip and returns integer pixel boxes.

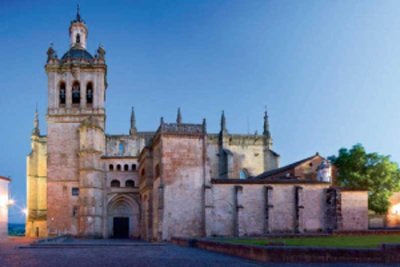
[0,238,392,267]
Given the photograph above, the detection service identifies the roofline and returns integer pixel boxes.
[0,176,11,182]
[211,178,330,185]
[255,153,324,179]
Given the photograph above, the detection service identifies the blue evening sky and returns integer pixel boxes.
[1,0,400,223]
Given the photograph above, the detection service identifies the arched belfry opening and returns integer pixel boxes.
[86,82,93,106]
[59,82,66,106]
[107,195,140,239]
[76,33,81,44]
[72,81,81,105]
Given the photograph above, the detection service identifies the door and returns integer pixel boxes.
[113,217,129,238]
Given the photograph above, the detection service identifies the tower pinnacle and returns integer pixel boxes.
[220,110,227,134]
[176,108,182,124]
[263,109,270,138]
[130,107,137,135]
[32,105,40,136]
[263,108,272,148]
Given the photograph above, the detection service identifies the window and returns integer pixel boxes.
[86,82,93,105]
[72,81,80,104]
[119,143,124,155]
[124,164,129,171]
[111,180,120,188]
[125,180,135,188]
[132,164,137,171]
[239,169,249,179]
[76,33,81,44]
[116,164,121,171]
[72,187,79,196]
[59,82,66,105]
[109,164,114,171]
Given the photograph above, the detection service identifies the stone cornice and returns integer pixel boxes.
[45,62,106,72]
[101,156,137,160]
[47,108,105,117]
[79,149,103,155]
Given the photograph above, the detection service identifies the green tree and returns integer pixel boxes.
[329,144,400,214]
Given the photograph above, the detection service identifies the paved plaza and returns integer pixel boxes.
[0,237,393,267]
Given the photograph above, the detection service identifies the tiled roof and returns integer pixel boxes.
[61,47,93,62]
[255,153,322,180]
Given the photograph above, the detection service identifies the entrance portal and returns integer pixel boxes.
[113,217,129,238]
[107,195,140,238]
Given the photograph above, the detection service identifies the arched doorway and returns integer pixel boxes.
[107,195,140,238]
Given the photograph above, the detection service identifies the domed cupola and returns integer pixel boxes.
[61,5,94,63]
[61,48,93,62]
[69,5,88,49]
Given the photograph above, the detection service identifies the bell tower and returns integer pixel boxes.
[45,7,107,237]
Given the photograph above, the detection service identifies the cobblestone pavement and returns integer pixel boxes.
[0,237,392,267]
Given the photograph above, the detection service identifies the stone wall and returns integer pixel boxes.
[26,135,48,237]
[105,160,139,189]
[207,134,272,178]
[340,191,368,230]
[160,134,207,240]
[47,121,82,236]
[105,135,146,157]
[207,182,331,236]
[301,185,328,232]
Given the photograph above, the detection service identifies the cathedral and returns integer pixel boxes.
[26,10,369,240]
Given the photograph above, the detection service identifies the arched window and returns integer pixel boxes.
[239,169,249,179]
[86,82,93,105]
[116,164,121,171]
[111,180,120,188]
[59,82,66,105]
[119,143,124,155]
[132,164,137,171]
[124,164,129,171]
[72,81,80,105]
[76,33,81,44]
[125,180,135,188]
[109,164,114,171]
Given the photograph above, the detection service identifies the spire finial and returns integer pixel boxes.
[130,107,137,135]
[263,107,272,148]
[220,110,227,133]
[263,107,269,137]
[76,4,81,22]
[176,108,182,124]
[32,105,40,136]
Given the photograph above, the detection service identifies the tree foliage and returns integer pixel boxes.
[329,144,400,214]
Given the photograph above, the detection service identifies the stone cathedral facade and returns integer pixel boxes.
[26,11,368,240]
